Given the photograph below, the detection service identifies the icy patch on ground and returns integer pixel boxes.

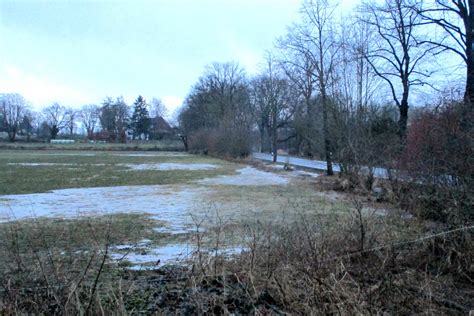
[121,163,218,171]
[110,243,191,269]
[0,185,207,235]
[198,167,288,186]
[110,243,246,270]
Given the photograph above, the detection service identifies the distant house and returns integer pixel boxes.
[149,116,173,140]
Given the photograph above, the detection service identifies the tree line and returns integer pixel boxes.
[178,0,472,178]
[0,94,169,142]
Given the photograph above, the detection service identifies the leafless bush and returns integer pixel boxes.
[0,218,125,314]
[2,203,472,314]
[183,205,473,314]
[188,125,253,158]
[396,101,473,224]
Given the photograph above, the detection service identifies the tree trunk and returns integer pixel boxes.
[398,99,409,141]
[305,97,313,155]
[180,135,188,152]
[259,126,265,153]
[8,131,16,142]
[465,0,474,107]
[321,93,334,175]
[465,59,474,106]
[271,129,278,163]
[51,126,59,140]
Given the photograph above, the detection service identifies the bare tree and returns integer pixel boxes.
[20,109,37,141]
[335,17,380,110]
[250,77,270,153]
[278,0,340,175]
[0,93,29,142]
[329,17,392,177]
[80,104,100,140]
[361,0,434,140]
[414,0,474,106]
[64,108,77,135]
[43,103,69,140]
[149,98,167,118]
[276,45,318,156]
[99,96,129,143]
[178,62,253,156]
[251,56,296,162]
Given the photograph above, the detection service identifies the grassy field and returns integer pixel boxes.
[3,148,468,314]
[0,150,236,194]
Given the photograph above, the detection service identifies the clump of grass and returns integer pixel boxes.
[0,213,161,252]
[0,213,174,313]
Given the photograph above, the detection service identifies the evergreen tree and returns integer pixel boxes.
[130,95,150,139]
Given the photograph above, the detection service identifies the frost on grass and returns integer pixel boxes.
[120,163,218,171]
[198,166,289,186]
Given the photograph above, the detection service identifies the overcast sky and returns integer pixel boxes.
[1,0,464,116]
[0,0,317,114]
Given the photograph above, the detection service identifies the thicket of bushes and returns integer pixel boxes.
[1,206,471,314]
